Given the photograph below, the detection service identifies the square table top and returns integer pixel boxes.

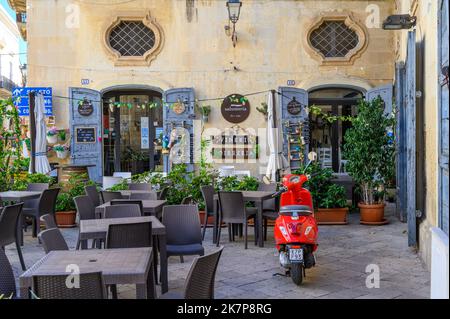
[80,216,165,239]
[95,199,167,216]
[0,191,42,202]
[213,190,275,201]
[19,248,153,288]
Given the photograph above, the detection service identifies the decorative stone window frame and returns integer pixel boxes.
[103,11,164,66]
[304,12,368,66]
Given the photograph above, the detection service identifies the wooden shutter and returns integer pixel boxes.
[367,84,394,117]
[69,88,103,183]
[163,88,195,172]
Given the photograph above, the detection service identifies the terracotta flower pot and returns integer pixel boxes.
[315,207,349,225]
[358,203,387,225]
[55,211,77,228]
[198,211,214,226]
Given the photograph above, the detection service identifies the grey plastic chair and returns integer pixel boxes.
[128,183,152,191]
[22,188,60,238]
[100,191,123,204]
[217,192,257,249]
[40,214,57,230]
[32,272,106,299]
[258,182,279,241]
[0,248,16,298]
[104,204,141,219]
[84,185,100,207]
[130,192,157,201]
[110,200,144,216]
[200,185,215,240]
[160,246,224,299]
[162,205,204,263]
[38,228,69,254]
[0,203,26,270]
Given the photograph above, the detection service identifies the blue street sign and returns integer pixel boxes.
[12,87,53,116]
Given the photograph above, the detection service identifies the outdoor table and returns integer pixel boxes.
[19,247,155,299]
[95,199,167,219]
[213,191,275,248]
[119,190,161,198]
[79,216,168,294]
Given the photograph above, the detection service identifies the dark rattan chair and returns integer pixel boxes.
[160,246,224,299]
[0,203,26,270]
[38,228,69,254]
[110,199,144,216]
[217,192,257,249]
[32,272,106,299]
[22,188,60,238]
[200,185,215,240]
[162,205,204,263]
[104,204,141,219]
[158,187,169,200]
[84,185,100,207]
[130,192,157,201]
[128,183,152,191]
[40,214,57,230]
[181,196,194,205]
[0,248,16,298]
[74,195,97,249]
[100,191,123,204]
[22,183,49,223]
[258,182,279,241]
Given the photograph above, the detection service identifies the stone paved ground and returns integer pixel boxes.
[5,203,430,299]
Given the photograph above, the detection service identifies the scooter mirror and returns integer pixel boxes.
[262,175,271,185]
[308,151,318,162]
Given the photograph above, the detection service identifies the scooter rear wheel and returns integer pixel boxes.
[291,264,303,285]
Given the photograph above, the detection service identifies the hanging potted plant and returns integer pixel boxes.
[57,129,66,142]
[198,105,211,123]
[343,97,395,225]
[46,126,58,144]
[256,102,268,121]
[53,144,70,159]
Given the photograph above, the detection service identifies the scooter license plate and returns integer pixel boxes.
[289,248,304,263]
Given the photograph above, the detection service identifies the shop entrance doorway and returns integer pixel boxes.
[102,88,163,176]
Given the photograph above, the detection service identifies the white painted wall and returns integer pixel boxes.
[0,4,21,88]
[430,227,449,299]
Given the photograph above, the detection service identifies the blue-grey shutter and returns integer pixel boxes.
[439,0,449,235]
[367,84,393,117]
[406,30,417,246]
[395,62,407,222]
[278,87,309,169]
[69,88,103,183]
[163,88,195,172]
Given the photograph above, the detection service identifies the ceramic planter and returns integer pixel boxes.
[315,207,349,225]
[47,135,58,144]
[358,203,388,225]
[56,150,69,159]
[202,115,209,123]
[55,211,77,228]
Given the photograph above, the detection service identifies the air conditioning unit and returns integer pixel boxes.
[430,227,449,299]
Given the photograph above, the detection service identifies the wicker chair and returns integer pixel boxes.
[0,203,26,270]
[84,185,100,207]
[128,183,152,191]
[217,192,257,249]
[40,214,57,229]
[38,228,69,254]
[200,185,215,240]
[258,182,279,241]
[158,187,169,200]
[130,192,157,201]
[160,246,224,299]
[100,191,123,204]
[0,248,16,298]
[74,195,97,249]
[32,272,106,299]
[181,196,194,205]
[22,184,49,226]
[104,204,141,219]
[22,188,60,238]
[162,205,204,263]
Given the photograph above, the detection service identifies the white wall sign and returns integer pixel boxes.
[141,117,149,149]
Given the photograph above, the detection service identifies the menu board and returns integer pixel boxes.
[75,127,96,144]
[211,134,259,160]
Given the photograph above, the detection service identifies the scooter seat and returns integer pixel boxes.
[279,205,312,216]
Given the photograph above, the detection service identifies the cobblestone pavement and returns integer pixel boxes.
[5,203,430,299]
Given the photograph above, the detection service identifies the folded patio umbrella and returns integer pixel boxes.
[29,93,51,174]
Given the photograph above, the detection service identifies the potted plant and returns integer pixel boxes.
[198,105,211,123]
[53,144,69,159]
[343,97,396,225]
[57,129,66,142]
[256,102,268,121]
[46,126,58,144]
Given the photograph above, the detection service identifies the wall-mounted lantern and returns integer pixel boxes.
[225,0,242,47]
[382,14,416,30]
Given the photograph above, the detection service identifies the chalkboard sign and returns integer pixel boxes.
[221,94,250,123]
[75,127,96,144]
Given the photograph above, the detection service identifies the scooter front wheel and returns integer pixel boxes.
[291,264,303,285]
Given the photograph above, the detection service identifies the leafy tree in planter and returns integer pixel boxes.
[343,97,395,205]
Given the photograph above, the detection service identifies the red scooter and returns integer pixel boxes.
[269,163,319,285]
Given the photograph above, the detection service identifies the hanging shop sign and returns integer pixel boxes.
[78,99,94,116]
[75,127,97,144]
[221,94,250,123]
[12,87,53,116]
[287,97,302,115]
